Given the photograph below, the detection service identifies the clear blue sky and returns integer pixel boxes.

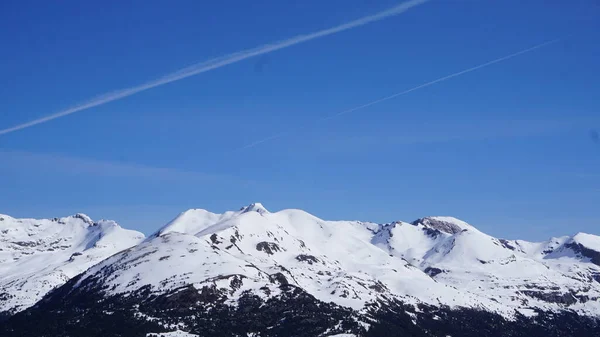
[1,0,599,241]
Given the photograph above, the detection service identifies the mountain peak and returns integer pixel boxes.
[71,213,94,225]
[240,202,269,214]
[572,232,600,251]
[412,216,474,234]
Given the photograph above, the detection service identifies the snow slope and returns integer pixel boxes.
[71,205,600,319]
[374,216,600,316]
[0,213,144,314]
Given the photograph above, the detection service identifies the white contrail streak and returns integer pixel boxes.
[0,0,429,136]
[238,38,562,150]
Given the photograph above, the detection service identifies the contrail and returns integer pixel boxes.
[0,0,429,136]
[238,38,562,150]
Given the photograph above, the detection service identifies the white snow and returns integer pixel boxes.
[150,209,237,239]
[0,213,144,314]
[572,232,600,251]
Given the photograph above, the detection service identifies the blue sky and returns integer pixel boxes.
[1,0,599,240]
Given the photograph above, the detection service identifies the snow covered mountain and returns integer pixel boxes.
[0,213,145,316]
[373,217,600,316]
[1,204,599,336]
[74,204,489,311]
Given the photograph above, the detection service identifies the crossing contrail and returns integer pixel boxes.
[0,0,429,136]
[237,38,563,150]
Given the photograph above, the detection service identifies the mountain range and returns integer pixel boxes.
[1,203,599,336]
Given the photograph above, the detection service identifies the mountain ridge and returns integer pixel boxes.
[1,204,599,336]
[0,212,145,316]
